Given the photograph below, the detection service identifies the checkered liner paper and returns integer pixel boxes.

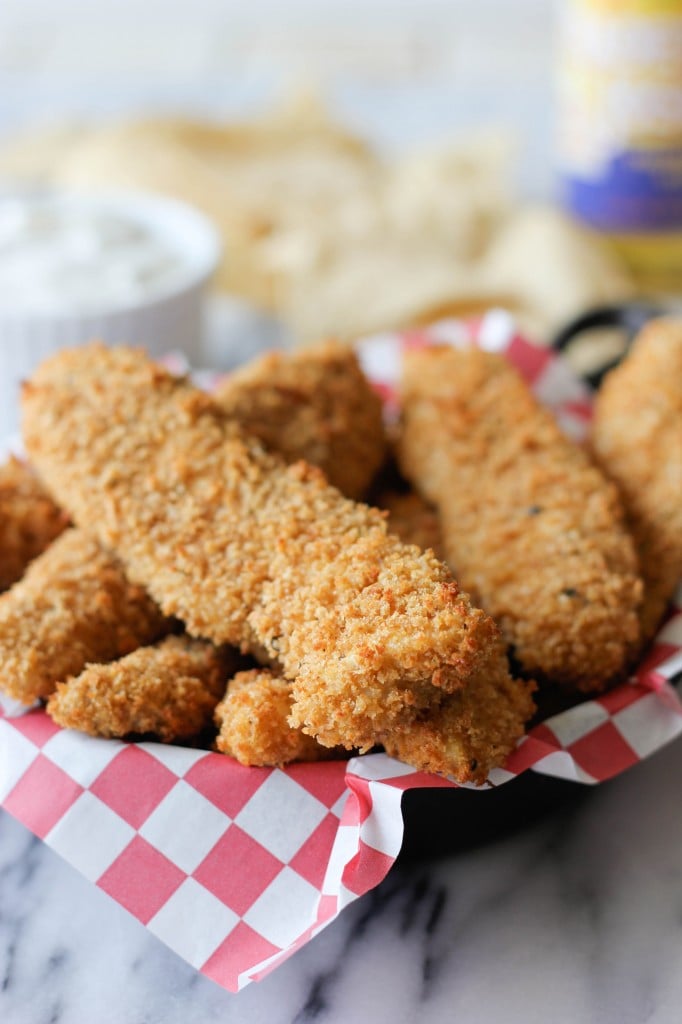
[1,311,681,993]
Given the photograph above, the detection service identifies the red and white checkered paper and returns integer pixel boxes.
[1,310,681,992]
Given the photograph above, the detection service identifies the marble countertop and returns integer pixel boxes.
[2,735,682,1024]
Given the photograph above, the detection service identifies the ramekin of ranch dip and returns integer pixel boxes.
[0,190,220,436]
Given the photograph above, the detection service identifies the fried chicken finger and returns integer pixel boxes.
[47,634,233,742]
[397,345,642,692]
[592,318,682,644]
[214,339,386,499]
[0,455,68,591]
[5,342,385,691]
[375,488,445,560]
[214,668,336,766]
[380,639,536,784]
[0,529,168,704]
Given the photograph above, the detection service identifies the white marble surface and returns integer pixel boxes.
[2,736,682,1024]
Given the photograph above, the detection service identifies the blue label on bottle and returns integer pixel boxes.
[563,148,682,233]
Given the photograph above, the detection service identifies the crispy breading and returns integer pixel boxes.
[0,529,167,704]
[216,660,533,783]
[376,488,446,560]
[214,340,387,499]
[214,668,334,766]
[397,345,642,692]
[22,343,502,752]
[381,639,536,784]
[3,342,382,708]
[0,456,68,591]
[592,318,682,642]
[47,634,231,742]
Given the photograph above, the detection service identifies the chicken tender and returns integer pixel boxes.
[215,668,334,766]
[4,342,382,694]
[376,488,445,560]
[23,344,501,752]
[381,639,536,784]
[47,634,232,742]
[592,318,682,643]
[214,340,386,499]
[0,456,68,591]
[397,345,642,692]
[0,529,168,704]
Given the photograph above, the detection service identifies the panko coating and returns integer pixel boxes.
[47,634,233,742]
[592,318,682,643]
[0,456,68,591]
[0,529,167,704]
[376,488,446,560]
[214,668,334,766]
[215,340,386,499]
[397,345,642,692]
[381,638,535,785]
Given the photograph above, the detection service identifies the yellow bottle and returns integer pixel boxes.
[556,0,682,292]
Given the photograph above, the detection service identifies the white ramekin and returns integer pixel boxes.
[0,189,221,437]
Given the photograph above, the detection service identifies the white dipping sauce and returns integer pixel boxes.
[0,196,190,313]
[0,190,219,439]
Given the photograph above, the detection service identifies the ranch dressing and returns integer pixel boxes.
[0,195,190,313]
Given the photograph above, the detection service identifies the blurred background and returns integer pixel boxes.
[0,0,679,400]
[0,0,555,194]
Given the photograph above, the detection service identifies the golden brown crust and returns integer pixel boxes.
[47,634,231,742]
[22,344,502,752]
[376,488,446,560]
[397,346,643,692]
[214,340,387,500]
[0,529,168,704]
[214,668,334,766]
[0,456,69,591]
[592,318,682,643]
[381,639,536,785]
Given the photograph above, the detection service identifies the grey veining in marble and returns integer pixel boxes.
[3,737,682,1024]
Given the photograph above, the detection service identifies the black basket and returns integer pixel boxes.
[398,770,593,862]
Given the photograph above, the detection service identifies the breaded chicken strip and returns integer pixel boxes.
[376,489,446,560]
[0,456,68,591]
[397,346,642,692]
[47,634,231,742]
[215,340,386,499]
[3,344,383,697]
[592,318,682,643]
[23,344,501,752]
[381,639,536,784]
[0,529,167,704]
[215,668,334,766]
[219,654,534,783]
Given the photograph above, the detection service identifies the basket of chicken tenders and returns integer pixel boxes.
[1,310,680,992]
